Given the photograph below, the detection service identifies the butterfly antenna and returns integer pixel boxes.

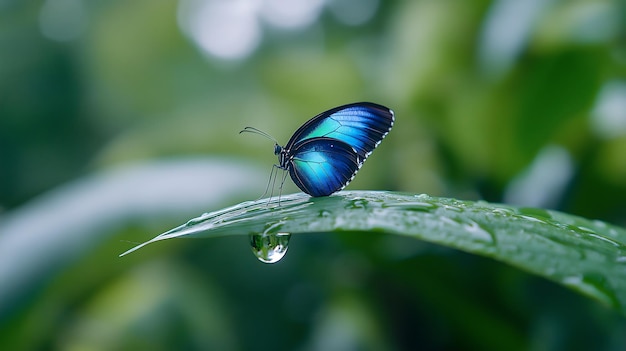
[239,127,279,144]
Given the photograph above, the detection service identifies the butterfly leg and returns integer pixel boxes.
[267,164,280,205]
[276,166,290,205]
[265,164,285,206]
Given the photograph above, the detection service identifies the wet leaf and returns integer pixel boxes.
[120,191,626,314]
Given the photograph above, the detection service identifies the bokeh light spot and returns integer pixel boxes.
[591,80,626,139]
[39,0,86,42]
[179,0,262,61]
[260,0,325,30]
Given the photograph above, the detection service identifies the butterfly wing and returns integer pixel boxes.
[285,102,394,160]
[287,137,360,197]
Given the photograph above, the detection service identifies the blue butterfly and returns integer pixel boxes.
[241,102,394,197]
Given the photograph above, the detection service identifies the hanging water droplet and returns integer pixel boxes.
[249,232,291,264]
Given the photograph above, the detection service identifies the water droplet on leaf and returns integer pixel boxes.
[576,226,597,234]
[442,204,463,212]
[517,215,549,224]
[491,207,514,216]
[319,210,332,217]
[517,207,553,220]
[464,220,496,244]
[586,233,622,247]
[381,201,436,212]
[249,232,291,264]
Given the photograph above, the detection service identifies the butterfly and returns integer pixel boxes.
[240,102,394,197]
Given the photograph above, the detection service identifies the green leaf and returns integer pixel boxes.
[120,191,626,314]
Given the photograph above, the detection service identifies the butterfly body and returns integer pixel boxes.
[270,102,394,197]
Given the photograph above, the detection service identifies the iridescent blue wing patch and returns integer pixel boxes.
[285,102,394,160]
[287,137,360,197]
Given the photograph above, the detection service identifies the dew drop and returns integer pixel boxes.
[491,207,514,216]
[381,201,436,212]
[414,194,431,200]
[587,233,622,247]
[576,226,597,234]
[517,207,553,220]
[464,220,496,244]
[319,210,332,217]
[249,232,291,264]
[517,215,549,224]
[442,204,463,212]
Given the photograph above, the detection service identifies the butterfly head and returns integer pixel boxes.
[275,144,290,169]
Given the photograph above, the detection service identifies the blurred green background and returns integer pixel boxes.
[1,0,626,350]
